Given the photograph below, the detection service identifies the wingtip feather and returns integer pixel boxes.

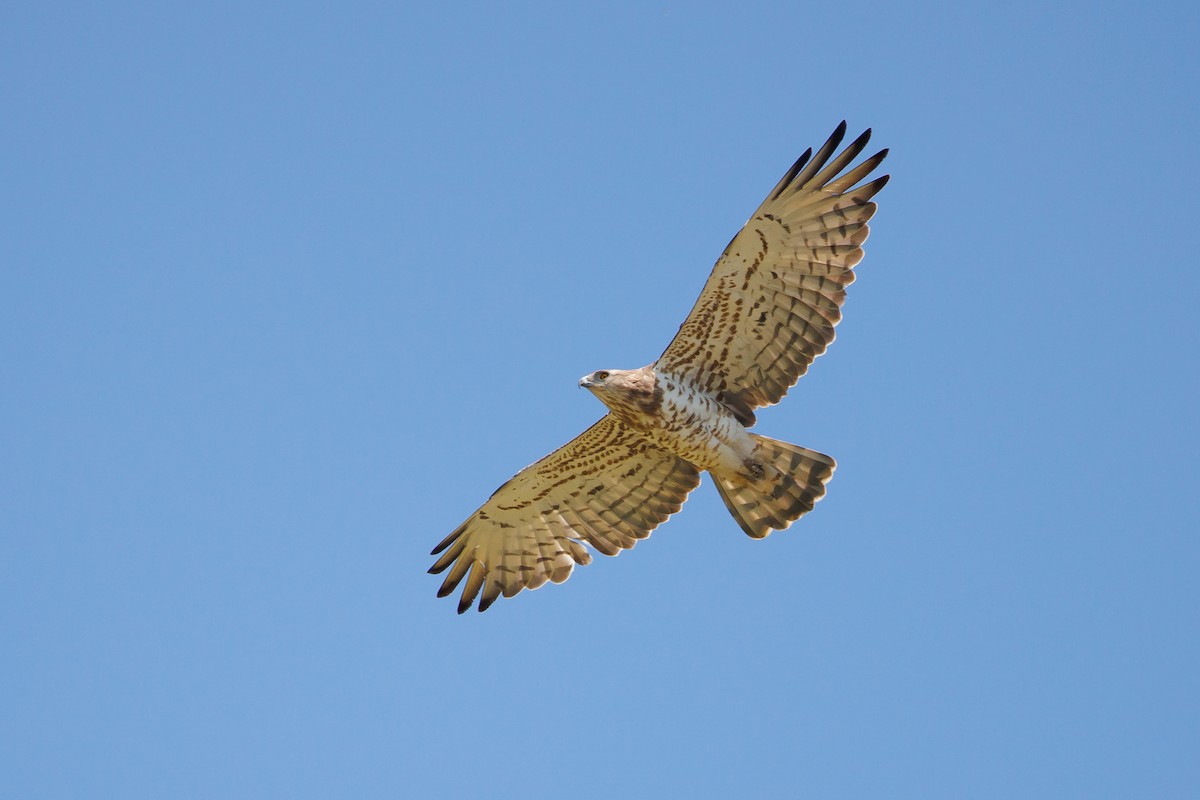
[430,521,467,555]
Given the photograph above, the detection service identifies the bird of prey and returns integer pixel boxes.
[430,122,888,613]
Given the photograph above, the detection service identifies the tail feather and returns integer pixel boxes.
[712,435,835,539]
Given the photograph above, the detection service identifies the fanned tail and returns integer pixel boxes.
[712,435,835,539]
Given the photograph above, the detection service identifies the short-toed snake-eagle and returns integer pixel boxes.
[430,122,889,613]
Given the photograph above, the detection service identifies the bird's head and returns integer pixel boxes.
[579,366,662,425]
[578,369,617,391]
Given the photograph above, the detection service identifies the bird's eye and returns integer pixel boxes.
[594,371,610,381]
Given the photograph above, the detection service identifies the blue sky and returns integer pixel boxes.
[3,1,1198,797]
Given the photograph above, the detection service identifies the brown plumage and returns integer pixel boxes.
[430,122,888,612]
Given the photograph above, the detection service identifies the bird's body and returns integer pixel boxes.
[583,366,754,476]
[430,122,889,613]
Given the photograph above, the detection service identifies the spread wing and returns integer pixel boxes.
[429,415,701,613]
[656,122,889,425]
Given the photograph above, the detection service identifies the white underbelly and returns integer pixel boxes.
[646,379,752,472]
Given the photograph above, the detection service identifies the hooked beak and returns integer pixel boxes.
[578,375,593,388]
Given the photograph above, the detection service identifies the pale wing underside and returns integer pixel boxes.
[429,415,701,613]
[656,122,889,423]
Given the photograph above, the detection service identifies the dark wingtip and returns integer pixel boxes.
[769,147,813,202]
[828,121,848,149]
[436,584,454,598]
